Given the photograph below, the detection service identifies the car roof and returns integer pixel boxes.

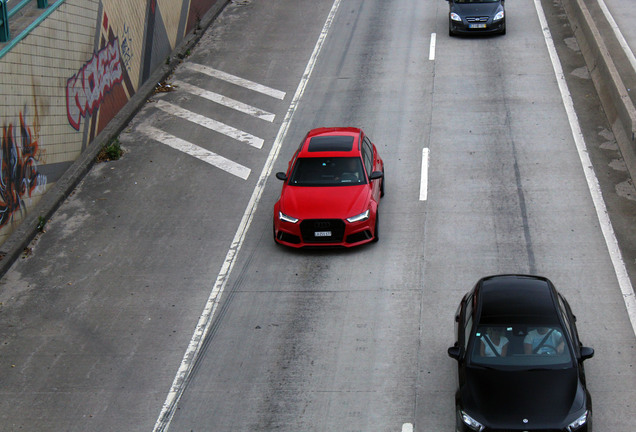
[475,274,561,324]
[298,127,363,158]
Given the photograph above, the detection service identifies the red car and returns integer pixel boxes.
[273,127,384,247]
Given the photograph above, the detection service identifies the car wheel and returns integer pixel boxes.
[380,170,385,197]
[372,214,379,243]
[449,27,454,37]
[501,26,506,35]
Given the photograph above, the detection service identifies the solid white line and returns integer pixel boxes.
[174,80,276,122]
[138,123,250,179]
[420,148,430,201]
[154,99,264,149]
[597,0,636,72]
[534,0,636,336]
[402,423,414,432]
[152,1,343,430]
[429,33,436,61]
[183,63,287,100]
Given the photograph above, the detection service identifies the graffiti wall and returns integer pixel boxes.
[0,0,222,245]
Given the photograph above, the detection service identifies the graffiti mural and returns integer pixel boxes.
[66,38,124,131]
[0,112,47,227]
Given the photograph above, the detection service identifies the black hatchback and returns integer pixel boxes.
[448,275,594,432]
[447,0,506,36]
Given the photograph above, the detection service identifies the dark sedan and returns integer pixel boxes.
[447,0,506,36]
[448,275,594,432]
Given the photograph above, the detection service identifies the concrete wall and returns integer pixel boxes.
[0,0,223,245]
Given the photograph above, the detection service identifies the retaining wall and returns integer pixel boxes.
[561,0,636,182]
[0,0,225,250]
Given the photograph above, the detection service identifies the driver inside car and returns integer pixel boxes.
[523,327,565,355]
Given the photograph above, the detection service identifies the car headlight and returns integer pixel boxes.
[450,12,462,22]
[493,10,504,21]
[567,411,588,431]
[346,209,370,223]
[279,211,299,224]
[461,411,485,432]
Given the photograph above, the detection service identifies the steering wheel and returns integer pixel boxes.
[536,344,558,355]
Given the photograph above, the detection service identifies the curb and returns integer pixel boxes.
[0,0,230,278]
[561,0,636,183]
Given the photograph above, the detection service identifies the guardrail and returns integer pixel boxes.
[0,0,49,42]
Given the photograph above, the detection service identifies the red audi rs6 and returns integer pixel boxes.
[273,127,384,247]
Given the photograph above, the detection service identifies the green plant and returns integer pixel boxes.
[98,137,123,162]
[37,216,46,232]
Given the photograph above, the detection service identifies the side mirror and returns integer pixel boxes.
[276,172,287,181]
[580,347,594,361]
[447,346,461,360]
[369,171,384,180]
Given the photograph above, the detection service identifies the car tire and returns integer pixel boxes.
[501,26,506,35]
[380,170,385,197]
[372,214,379,243]
[273,222,279,244]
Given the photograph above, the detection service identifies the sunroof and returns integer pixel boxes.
[308,136,354,152]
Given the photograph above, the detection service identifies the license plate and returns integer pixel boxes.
[469,23,487,29]
[314,231,332,237]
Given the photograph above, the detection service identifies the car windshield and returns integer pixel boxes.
[469,324,572,368]
[288,157,366,186]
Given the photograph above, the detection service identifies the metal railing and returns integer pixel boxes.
[0,0,49,42]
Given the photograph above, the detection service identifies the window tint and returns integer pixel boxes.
[469,324,572,368]
[288,157,367,186]
[361,137,374,176]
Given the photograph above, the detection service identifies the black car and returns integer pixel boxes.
[447,0,506,36]
[448,275,594,432]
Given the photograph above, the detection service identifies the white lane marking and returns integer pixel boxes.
[597,0,636,72]
[154,99,264,149]
[429,33,436,61]
[174,80,276,122]
[534,0,636,335]
[183,62,287,100]
[402,423,414,432]
[420,148,430,201]
[138,123,250,180]
[152,0,343,430]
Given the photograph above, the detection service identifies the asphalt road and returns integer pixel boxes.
[1,0,635,431]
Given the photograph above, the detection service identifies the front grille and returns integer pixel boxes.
[489,429,562,432]
[300,219,345,243]
[466,16,489,22]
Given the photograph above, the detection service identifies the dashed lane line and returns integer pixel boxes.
[154,99,264,149]
[183,62,287,100]
[174,80,276,122]
[137,122,251,180]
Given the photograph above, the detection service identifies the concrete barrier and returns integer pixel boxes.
[561,0,636,182]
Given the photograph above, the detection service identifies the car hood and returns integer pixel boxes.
[451,2,501,16]
[461,366,586,429]
[279,185,370,220]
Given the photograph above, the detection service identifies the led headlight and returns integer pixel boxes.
[567,411,588,431]
[279,211,299,224]
[346,209,370,223]
[461,411,485,432]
